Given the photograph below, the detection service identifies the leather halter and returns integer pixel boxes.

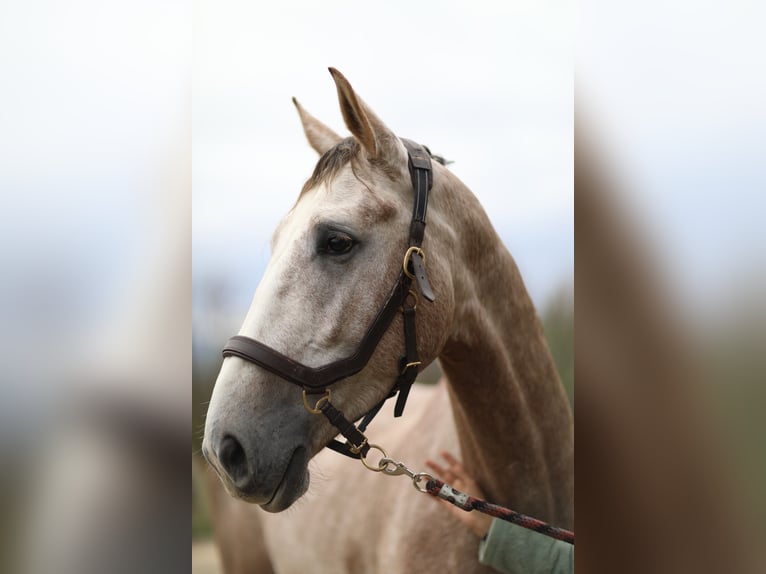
[222,139,435,456]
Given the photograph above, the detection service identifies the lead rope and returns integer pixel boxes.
[424,477,575,544]
[302,395,575,545]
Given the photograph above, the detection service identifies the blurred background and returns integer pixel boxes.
[576,1,766,571]
[1,0,763,572]
[0,1,191,572]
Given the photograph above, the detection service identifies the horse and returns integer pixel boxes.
[202,68,573,573]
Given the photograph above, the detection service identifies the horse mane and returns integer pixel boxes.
[421,145,451,166]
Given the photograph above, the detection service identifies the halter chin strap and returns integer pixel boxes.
[222,139,435,457]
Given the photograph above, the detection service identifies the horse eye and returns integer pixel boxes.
[325,232,355,255]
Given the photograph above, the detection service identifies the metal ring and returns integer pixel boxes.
[412,472,434,493]
[302,389,331,414]
[399,289,419,312]
[360,444,389,472]
[402,246,426,279]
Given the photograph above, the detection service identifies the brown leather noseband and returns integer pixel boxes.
[222,139,436,458]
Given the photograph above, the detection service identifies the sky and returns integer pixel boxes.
[2,0,762,369]
[0,0,192,435]
[577,0,766,314]
[192,0,575,346]
[0,0,574,428]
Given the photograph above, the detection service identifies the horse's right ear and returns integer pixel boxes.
[292,97,343,155]
[328,67,404,165]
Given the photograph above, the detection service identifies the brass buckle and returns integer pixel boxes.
[302,389,331,414]
[348,437,369,455]
[400,361,422,375]
[402,246,426,279]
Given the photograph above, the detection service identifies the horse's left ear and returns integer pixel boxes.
[328,67,405,165]
[292,97,343,155]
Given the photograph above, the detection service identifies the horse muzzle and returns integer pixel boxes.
[203,430,310,511]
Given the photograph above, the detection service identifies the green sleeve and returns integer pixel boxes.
[478,518,574,574]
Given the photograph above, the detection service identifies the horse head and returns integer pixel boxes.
[203,69,455,511]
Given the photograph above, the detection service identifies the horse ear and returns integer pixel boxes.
[328,67,403,163]
[292,97,343,155]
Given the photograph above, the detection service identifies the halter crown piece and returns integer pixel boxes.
[222,139,435,458]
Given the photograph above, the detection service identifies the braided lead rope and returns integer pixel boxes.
[353,450,576,546]
[425,477,575,545]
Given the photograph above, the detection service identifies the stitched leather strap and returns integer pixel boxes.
[223,276,410,391]
[319,401,370,458]
[402,138,435,301]
[394,306,419,417]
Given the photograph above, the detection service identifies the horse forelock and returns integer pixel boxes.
[290,138,405,230]
[300,138,361,197]
[299,137,404,199]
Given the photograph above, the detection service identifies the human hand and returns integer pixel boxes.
[425,451,493,539]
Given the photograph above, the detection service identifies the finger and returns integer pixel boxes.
[428,456,465,484]
[425,459,447,477]
[440,451,465,473]
[440,452,471,483]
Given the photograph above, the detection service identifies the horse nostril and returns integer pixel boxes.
[218,434,249,484]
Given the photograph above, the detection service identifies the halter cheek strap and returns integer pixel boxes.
[405,141,435,302]
[222,139,435,457]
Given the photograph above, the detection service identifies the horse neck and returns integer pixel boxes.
[435,175,574,527]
